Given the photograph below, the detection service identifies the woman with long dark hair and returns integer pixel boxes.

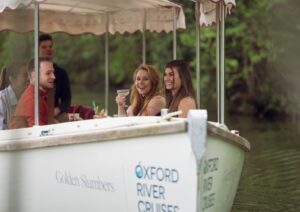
[163,60,197,118]
[116,64,165,116]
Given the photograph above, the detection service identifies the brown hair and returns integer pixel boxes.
[39,34,53,45]
[0,62,26,89]
[130,64,162,116]
[26,57,52,74]
[163,60,197,112]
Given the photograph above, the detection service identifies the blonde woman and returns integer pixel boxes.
[116,64,165,116]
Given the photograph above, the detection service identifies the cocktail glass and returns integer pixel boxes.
[117,89,130,96]
[117,89,130,107]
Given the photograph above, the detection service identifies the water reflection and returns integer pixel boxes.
[229,115,300,211]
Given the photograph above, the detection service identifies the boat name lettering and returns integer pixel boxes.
[203,157,219,174]
[203,176,213,192]
[56,170,80,186]
[137,183,165,199]
[202,157,218,210]
[135,163,179,183]
[202,193,215,211]
[55,170,115,192]
[137,200,179,212]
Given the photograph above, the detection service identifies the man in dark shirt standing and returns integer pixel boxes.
[39,34,71,119]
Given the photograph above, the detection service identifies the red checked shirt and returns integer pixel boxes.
[11,84,48,127]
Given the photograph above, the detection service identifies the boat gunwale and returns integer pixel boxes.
[207,122,251,152]
[0,119,250,152]
[0,121,186,151]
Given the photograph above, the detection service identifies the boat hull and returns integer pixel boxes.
[198,133,246,211]
[0,115,249,212]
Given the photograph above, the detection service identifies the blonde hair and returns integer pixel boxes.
[130,64,162,116]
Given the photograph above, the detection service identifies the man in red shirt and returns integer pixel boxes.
[9,58,55,128]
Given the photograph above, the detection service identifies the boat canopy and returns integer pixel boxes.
[198,0,235,27]
[0,0,186,35]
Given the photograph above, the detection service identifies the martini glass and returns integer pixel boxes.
[117,89,130,107]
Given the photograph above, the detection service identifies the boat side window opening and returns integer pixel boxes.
[0,62,28,130]
[116,64,166,117]
[163,60,197,118]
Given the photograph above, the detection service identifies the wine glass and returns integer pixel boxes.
[117,89,130,107]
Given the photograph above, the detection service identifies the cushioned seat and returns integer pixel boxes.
[69,105,95,120]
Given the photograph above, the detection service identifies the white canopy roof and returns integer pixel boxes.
[0,0,186,35]
[199,0,235,27]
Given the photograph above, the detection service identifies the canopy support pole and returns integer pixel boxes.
[216,3,220,123]
[195,0,201,108]
[216,2,225,124]
[220,3,225,124]
[34,1,40,126]
[105,14,110,115]
[173,8,177,60]
[142,9,147,64]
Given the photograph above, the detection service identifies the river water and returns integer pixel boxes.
[229,115,300,211]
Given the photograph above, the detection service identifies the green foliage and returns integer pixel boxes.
[52,33,105,85]
[110,33,140,86]
[0,0,298,118]
[0,32,33,65]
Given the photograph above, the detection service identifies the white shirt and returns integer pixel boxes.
[0,85,18,130]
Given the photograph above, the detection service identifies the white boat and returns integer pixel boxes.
[0,111,250,212]
[0,0,250,211]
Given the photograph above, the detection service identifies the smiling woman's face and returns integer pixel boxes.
[164,67,181,95]
[135,69,152,96]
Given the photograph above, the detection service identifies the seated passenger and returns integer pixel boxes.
[116,64,166,116]
[163,60,197,118]
[0,62,28,130]
[39,34,72,119]
[9,58,55,129]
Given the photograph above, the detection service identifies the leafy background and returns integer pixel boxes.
[0,0,299,119]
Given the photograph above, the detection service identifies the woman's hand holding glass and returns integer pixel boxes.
[116,89,129,107]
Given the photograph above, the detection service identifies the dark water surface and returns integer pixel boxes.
[229,115,300,211]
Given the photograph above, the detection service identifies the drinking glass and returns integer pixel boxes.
[117,89,130,97]
[117,89,130,107]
